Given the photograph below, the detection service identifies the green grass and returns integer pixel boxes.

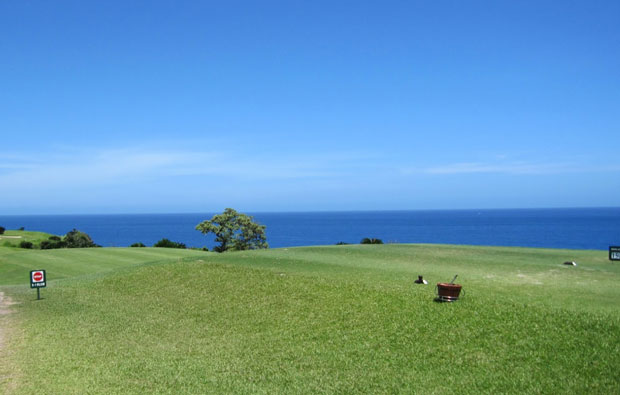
[0,247,209,286]
[0,230,55,248]
[1,244,619,394]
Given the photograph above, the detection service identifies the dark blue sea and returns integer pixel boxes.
[0,208,618,250]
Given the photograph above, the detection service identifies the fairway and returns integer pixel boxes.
[0,246,210,286]
[1,244,619,393]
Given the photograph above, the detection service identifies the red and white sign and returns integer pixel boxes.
[30,269,46,289]
[32,271,44,283]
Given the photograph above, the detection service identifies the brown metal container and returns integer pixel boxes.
[436,282,462,302]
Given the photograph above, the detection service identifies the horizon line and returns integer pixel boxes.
[1,206,619,217]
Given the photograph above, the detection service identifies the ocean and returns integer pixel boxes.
[0,208,618,250]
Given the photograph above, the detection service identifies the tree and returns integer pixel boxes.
[64,229,99,248]
[196,208,268,252]
[0,226,5,235]
[361,237,383,244]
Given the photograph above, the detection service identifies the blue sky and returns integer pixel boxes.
[1,1,619,214]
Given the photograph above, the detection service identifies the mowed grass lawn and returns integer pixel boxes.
[1,244,619,394]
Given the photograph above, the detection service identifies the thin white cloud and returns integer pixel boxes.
[0,163,39,170]
[424,162,568,175]
[0,149,198,191]
[0,147,378,193]
[421,161,620,175]
[169,151,379,179]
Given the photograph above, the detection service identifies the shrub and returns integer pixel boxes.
[153,238,186,249]
[19,241,34,249]
[0,226,5,235]
[335,241,350,245]
[361,238,383,244]
[40,241,52,250]
[130,242,146,247]
[40,239,66,249]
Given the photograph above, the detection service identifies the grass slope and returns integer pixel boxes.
[1,244,619,394]
[0,230,54,248]
[0,247,209,286]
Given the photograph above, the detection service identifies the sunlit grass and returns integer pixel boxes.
[1,245,618,393]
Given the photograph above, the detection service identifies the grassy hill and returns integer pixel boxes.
[1,244,618,393]
[0,230,55,248]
